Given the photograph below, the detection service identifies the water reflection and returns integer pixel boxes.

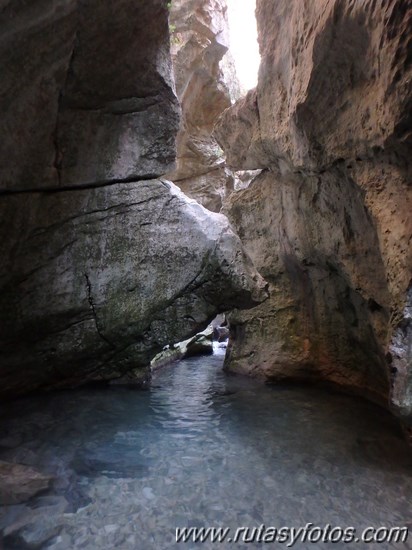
[0,348,411,549]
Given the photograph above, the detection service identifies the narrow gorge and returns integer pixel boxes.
[0,0,411,548]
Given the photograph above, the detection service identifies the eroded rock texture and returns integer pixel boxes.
[167,0,240,211]
[0,0,179,191]
[216,0,412,417]
[0,0,266,396]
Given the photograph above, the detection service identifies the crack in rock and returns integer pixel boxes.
[84,273,116,349]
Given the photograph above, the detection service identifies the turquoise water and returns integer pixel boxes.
[0,347,411,549]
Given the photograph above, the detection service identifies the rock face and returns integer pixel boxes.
[166,0,240,211]
[216,0,412,417]
[0,0,266,396]
[0,180,266,395]
[0,0,179,191]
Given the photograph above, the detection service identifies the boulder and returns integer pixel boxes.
[0,0,270,396]
[151,325,215,370]
[185,334,214,357]
[0,179,267,395]
[214,325,229,342]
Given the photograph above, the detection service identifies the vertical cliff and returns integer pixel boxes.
[215,0,412,420]
[166,0,241,211]
[0,0,266,396]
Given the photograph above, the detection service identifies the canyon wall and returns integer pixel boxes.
[216,0,412,419]
[0,0,179,190]
[0,0,266,397]
[167,0,240,211]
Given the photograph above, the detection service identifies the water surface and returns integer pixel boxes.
[0,348,411,549]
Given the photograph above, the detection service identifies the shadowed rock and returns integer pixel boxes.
[0,461,53,505]
[0,180,267,396]
[215,0,412,419]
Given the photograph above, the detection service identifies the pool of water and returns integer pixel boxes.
[0,347,411,549]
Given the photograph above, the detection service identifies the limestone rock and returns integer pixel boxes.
[0,0,179,192]
[0,0,269,397]
[150,346,184,372]
[390,287,412,422]
[224,170,391,404]
[216,0,412,418]
[151,326,214,370]
[0,461,53,505]
[0,179,267,396]
[2,496,68,548]
[217,0,412,172]
[214,89,268,171]
[166,0,240,211]
[185,334,214,358]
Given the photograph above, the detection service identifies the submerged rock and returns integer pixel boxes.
[0,461,53,505]
[2,496,68,549]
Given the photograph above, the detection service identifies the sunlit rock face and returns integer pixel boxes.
[216,0,412,415]
[0,0,266,396]
[166,0,241,212]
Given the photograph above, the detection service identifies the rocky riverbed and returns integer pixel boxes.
[0,349,411,549]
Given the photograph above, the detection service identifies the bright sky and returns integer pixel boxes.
[226,0,260,92]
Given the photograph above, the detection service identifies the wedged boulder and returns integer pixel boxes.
[0,179,267,396]
[0,0,179,192]
[215,0,412,418]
